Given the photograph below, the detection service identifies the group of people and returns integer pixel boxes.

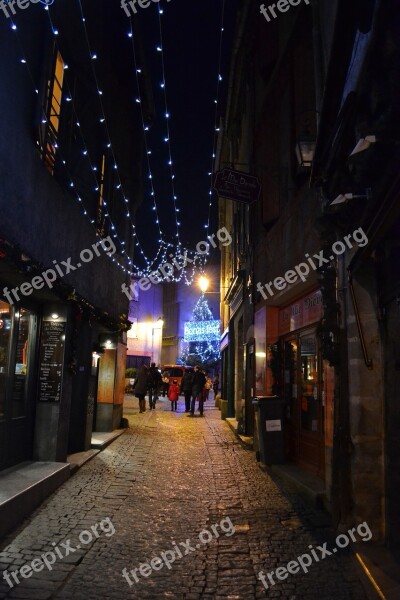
[132,364,219,417]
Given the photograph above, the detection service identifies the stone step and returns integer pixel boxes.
[0,461,70,540]
[91,429,125,450]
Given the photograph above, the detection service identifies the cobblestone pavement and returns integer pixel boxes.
[0,397,368,600]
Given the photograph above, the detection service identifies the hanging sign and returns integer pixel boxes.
[184,320,220,342]
[213,168,261,204]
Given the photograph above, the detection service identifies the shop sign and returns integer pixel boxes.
[279,290,323,335]
[213,168,261,204]
[266,419,282,432]
[220,329,229,351]
[162,336,178,347]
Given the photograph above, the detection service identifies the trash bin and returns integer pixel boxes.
[252,396,285,464]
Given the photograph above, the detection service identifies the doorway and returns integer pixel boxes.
[283,329,325,477]
[0,303,37,470]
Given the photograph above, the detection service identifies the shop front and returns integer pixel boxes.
[255,288,334,478]
[0,301,38,470]
[279,289,333,478]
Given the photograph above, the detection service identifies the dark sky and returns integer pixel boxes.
[132,0,239,269]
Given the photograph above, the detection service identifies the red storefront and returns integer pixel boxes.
[255,288,334,478]
[280,289,334,477]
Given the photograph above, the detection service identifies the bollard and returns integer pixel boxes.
[220,399,228,420]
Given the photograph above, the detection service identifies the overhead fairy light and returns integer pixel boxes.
[43,8,137,273]
[156,6,182,252]
[76,0,174,276]
[11,0,219,284]
[126,11,205,284]
[204,0,226,252]
[7,14,132,277]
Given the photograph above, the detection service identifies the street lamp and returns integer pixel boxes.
[199,276,209,293]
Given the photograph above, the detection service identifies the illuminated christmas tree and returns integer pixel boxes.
[180,294,220,368]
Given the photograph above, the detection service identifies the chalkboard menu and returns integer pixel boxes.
[38,320,66,402]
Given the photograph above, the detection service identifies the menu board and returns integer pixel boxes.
[38,320,66,402]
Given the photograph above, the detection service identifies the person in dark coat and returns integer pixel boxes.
[181,370,194,413]
[133,365,149,413]
[161,369,170,396]
[189,366,206,416]
[148,363,162,410]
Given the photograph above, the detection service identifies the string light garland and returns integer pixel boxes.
[156,7,182,250]
[73,0,203,283]
[204,0,226,249]
[127,10,204,284]
[7,12,134,277]
[7,0,227,286]
[76,0,163,272]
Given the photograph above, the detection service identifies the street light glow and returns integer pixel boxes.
[199,276,209,293]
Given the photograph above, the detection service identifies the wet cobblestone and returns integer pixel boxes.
[0,399,368,599]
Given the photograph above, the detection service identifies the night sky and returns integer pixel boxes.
[132,0,239,268]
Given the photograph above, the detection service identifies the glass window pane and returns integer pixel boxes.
[0,301,12,420]
[12,309,32,418]
[300,335,319,432]
[284,340,297,421]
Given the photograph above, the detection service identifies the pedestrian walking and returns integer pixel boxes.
[133,364,149,413]
[213,373,219,396]
[161,370,170,396]
[181,369,194,412]
[189,366,206,416]
[168,379,180,412]
[148,362,162,409]
[205,375,212,401]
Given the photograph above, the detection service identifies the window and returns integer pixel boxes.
[39,49,65,174]
[12,309,33,418]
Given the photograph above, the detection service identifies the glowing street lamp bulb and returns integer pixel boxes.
[199,276,209,293]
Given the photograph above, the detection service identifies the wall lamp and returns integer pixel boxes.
[295,131,316,169]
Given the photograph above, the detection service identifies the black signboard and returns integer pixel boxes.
[38,320,66,402]
[213,168,261,204]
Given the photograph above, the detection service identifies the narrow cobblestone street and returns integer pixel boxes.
[0,400,368,600]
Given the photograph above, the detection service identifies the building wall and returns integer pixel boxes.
[0,2,147,467]
[310,0,399,541]
[127,283,163,367]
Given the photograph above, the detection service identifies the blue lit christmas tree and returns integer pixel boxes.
[181,294,220,368]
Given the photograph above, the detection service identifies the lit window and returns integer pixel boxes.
[39,49,65,174]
